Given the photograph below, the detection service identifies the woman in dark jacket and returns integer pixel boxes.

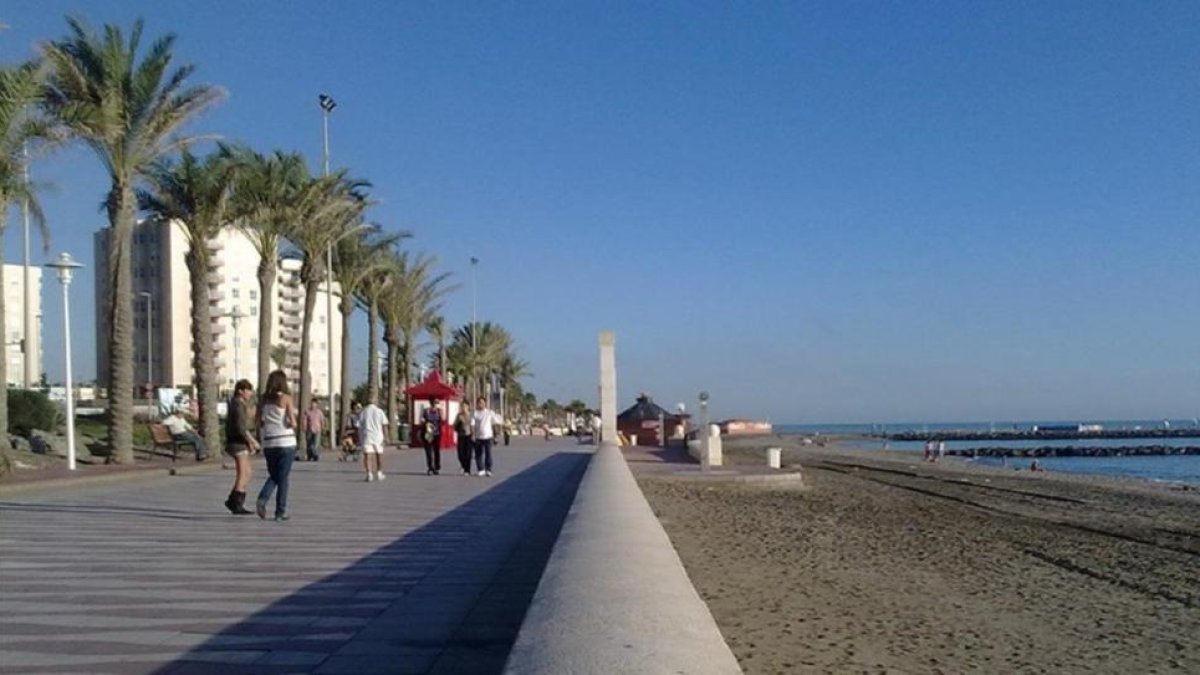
[223,379,259,514]
[453,402,473,476]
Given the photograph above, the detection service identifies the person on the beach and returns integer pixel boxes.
[223,379,259,515]
[359,398,389,482]
[255,370,298,521]
[422,403,443,475]
[471,396,501,476]
[936,440,946,462]
[923,440,934,462]
[304,399,325,462]
[453,402,473,475]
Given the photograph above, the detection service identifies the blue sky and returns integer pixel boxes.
[2,1,1198,423]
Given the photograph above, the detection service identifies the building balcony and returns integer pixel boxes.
[208,272,224,286]
[209,291,226,303]
[211,323,227,335]
[280,313,301,327]
[206,239,223,251]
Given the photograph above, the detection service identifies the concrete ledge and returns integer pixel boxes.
[503,442,743,674]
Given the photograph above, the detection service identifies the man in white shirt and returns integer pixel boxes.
[162,408,208,461]
[359,400,389,482]
[471,396,501,476]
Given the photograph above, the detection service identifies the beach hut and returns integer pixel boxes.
[404,370,461,449]
[617,394,688,446]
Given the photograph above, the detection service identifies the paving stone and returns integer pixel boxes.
[0,443,589,673]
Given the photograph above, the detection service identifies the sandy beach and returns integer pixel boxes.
[637,436,1200,674]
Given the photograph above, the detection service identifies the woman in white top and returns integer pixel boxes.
[254,370,298,521]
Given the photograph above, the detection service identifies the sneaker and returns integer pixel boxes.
[485,470,493,477]
[365,473,374,482]
[256,500,267,520]
[477,470,486,476]
[462,470,471,476]
[275,512,290,522]
[376,471,386,481]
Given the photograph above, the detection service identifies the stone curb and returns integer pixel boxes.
[0,459,224,498]
[503,442,744,674]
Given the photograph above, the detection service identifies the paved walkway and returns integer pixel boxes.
[0,440,592,674]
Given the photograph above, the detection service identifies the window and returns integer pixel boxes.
[319,342,326,351]
[249,290,257,300]
[319,315,325,325]
[250,338,258,348]
[250,305,258,316]
[232,288,240,299]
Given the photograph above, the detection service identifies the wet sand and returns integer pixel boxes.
[637,437,1200,674]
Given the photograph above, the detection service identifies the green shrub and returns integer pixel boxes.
[8,389,59,437]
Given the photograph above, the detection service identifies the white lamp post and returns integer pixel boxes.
[319,92,339,455]
[470,256,478,399]
[45,253,83,471]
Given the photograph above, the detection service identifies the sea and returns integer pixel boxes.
[776,420,1200,486]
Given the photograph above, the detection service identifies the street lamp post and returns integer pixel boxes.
[139,291,153,396]
[698,391,710,471]
[319,92,339,454]
[219,307,248,383]
[470,256,478,400]
[45,253,83,471]
[21,143,33,388]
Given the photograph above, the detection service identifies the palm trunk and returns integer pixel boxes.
[0,216,10,455]
[255,253,276,392]
[107,184,135,463]
[298,276,319,445]
[399,333,413,431]
[366,297,380,405]
[339,295,353,426]
[385,334,399,443]
[186,246,219,456]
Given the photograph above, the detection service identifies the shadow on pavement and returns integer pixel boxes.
[153,450,590,675]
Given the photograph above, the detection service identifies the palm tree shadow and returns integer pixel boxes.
[153,451,589,674]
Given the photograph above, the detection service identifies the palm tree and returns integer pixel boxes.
[0,61,54,455]
[332,226,406,422]
[356,266,391,406]
[445,321,518,402]
[41,17,223,462]
[227,147,306,392]
[378,252,453,442]
[284,170,370,443]
[138,149,236,457]
[426,315,447,375]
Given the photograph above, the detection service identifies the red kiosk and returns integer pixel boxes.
[404,370,461,450]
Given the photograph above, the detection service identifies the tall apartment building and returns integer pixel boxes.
[3,264,42,386]
[93,220,343,397]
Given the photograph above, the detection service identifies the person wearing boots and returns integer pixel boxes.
[223,379,259,514]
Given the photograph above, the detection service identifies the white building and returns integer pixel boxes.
[3,264,42,386]
[93,220,343,397]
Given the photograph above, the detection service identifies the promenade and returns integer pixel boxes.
[0,440,591,674]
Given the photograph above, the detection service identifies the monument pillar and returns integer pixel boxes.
[599,332,618,443]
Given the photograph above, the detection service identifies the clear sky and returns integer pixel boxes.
[2,2,1198,424]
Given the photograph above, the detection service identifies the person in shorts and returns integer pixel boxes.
[223,379,259,514]
[359,399,389,482]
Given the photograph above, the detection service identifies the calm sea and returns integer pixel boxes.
[776,421,1200,485]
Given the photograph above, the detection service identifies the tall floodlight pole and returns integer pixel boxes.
[21,143,33,388]
[470,256,478,400]
[45,253,83,470]
[319,93,338,453]
[139,292,153,396]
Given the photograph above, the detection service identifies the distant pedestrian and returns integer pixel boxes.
[472,396,501,477]
[359,398,389,482]
[453,402,473,475]
[936,440,946,462]
[255,371,298,521]
[422,403,443,475]
[340,401,362,462]
[304,399,325,462]
[923,440,934,462]
[223,379,259,515]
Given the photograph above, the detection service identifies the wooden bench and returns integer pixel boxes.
[148,423,196,462]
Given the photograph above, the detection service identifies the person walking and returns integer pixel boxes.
[421,403,443,475]
[255,371,298,521]
[359,398,389,482]
[304,399,325,462]
[223,379,259,514]
[471,396,501,477]
[340,401,362,462]
[453,402,473,475]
